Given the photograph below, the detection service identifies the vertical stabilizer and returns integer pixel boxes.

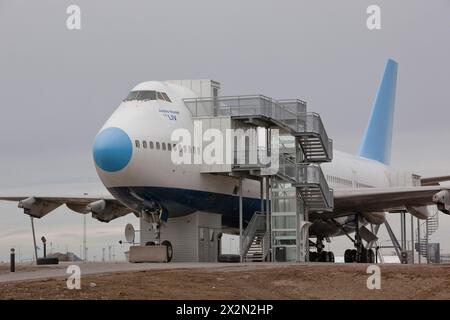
[358,59,398,165]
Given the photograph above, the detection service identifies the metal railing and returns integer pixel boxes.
[184,95,332,162]
[295,164,334,208]
[416,210,439,261]
[277,99,307,115]
[275,154,333,209]
[241,211,266,256]
[262,231,270,261]
[184,95,325,135]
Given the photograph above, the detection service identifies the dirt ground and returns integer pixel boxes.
[0,263,449,300]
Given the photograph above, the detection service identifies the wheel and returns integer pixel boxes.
[319,251,329,262]
[37,257,59,265]
[145,241,155,246]
[218,254,240,263]
[327,251,335,263]
[344,249,353,263]
[161,240,173,262]
[351,249,357,262]
[367,249,375,263]
[360,248,368,263]
[309,251,318,262]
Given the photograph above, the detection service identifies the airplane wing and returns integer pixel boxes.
[0,194,135,222]
[421,175,450,186]
[314,185,450,219]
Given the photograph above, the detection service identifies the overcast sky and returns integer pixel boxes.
[0,0,449,262]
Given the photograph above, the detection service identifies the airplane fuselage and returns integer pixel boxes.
[93,81,397,238]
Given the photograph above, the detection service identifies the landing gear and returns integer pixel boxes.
[141,209,174,262]
[343,218,375,263]
[309,237,335,262]
[344,248,375,263]
[162,240,173,262]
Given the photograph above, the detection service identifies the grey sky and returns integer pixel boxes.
[0,0,449,261]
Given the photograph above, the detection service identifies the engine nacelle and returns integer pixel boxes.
[405,205,433,219]
[361,211,386,225]
[18,197,62,218]
[433,190,450,215]
[87,199,131,222]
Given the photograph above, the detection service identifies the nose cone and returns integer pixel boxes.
[93,127,133,172]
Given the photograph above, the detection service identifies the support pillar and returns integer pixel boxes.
[425,219,429,264]
[296,189,309,262]
[417,218,421,264]
[260,178,264,213]
[239,177,243,262]
[265,176,271,261]
[410,215,415,264]
[400,212,406,251]
[30,216,38,264]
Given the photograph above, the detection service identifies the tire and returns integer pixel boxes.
[37,257,59,265]
[351,249,357,262]
[218,254,240,263]
[320,251,329,262]
[310,251,318,262]
[360,248,368,263]
[344,249,353,263]
[145,241,155,246]
[368,249,375,263]
[328,251,335,263]
[161,240,173,262]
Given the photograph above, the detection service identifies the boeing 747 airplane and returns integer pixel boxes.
[2,59,449,263]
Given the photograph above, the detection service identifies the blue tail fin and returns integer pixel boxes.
[358,59,398,165]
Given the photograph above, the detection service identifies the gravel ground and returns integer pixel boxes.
[0,263,449,300]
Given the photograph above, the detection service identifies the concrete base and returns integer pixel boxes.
[140,211,222,262]
[129,245,167,263]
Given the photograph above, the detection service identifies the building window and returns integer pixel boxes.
[143,141,147,148]
[135,140,140,148]
[149,141,154,149]
[162,142,166,150]
[156,142,160,150]
[168,143,172,151]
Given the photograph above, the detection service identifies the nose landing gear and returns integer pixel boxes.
[141,209,173,262]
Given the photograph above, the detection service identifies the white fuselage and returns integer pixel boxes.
[93,81,401,236]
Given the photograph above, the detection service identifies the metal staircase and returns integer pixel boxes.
[184,95,333,164]
[245,231,266,262]
[416,210,439,261]
[275,142,333,211]
[240,212,269,262]
[183,94,334,262]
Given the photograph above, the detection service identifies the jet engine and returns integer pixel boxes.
[18,197,62,218]
[87,200,132,222]
[433,190,450,215]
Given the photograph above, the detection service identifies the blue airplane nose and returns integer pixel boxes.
[93,127,133,172]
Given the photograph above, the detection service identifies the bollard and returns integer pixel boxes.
[41,236,47,258]
[10,248,15,272]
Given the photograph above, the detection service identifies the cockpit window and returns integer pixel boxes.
[124,90,156,101]
[124,90,172,102]
[125,91,140,101]
[139,90,157,100]
[161,92,172,102]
